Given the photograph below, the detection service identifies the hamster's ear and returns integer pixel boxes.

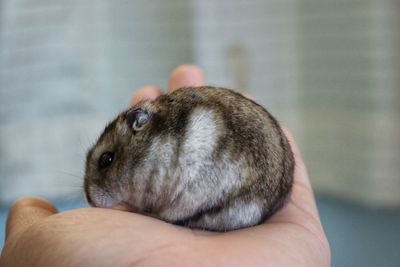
[126,108,150,131]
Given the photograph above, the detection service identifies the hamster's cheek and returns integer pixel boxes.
[86,184,121,208]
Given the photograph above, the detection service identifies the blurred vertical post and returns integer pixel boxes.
[370,0,400,205]
[192,0,300,131]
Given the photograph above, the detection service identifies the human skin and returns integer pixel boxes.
[0,65,331,267]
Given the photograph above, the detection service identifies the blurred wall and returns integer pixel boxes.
[297,0,400,206]
[0,0,193,204]
[0,0,399,207]
[192,0,400,206]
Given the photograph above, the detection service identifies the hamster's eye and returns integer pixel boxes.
[126,108,150,131]
[98,152,114,170]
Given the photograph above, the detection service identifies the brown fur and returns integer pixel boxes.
[84,87,294,231]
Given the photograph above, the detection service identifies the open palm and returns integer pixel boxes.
[0,65,330,267]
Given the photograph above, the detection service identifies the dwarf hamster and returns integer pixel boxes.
[84,86,294,231]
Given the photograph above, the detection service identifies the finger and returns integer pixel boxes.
[130,86,163,106]
[5,198,58,240]
[272,127,322,223]
[241,93,255,101]
[281,126,312,189]
[168,64,205,92]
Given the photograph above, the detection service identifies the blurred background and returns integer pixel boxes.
[0,0,399,266]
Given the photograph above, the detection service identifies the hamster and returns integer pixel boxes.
[84,86,294,231]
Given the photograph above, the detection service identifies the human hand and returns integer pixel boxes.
[0,65,330,267]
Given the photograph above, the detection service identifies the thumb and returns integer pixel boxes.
[168,64,206,92]
[5,198,57,241]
